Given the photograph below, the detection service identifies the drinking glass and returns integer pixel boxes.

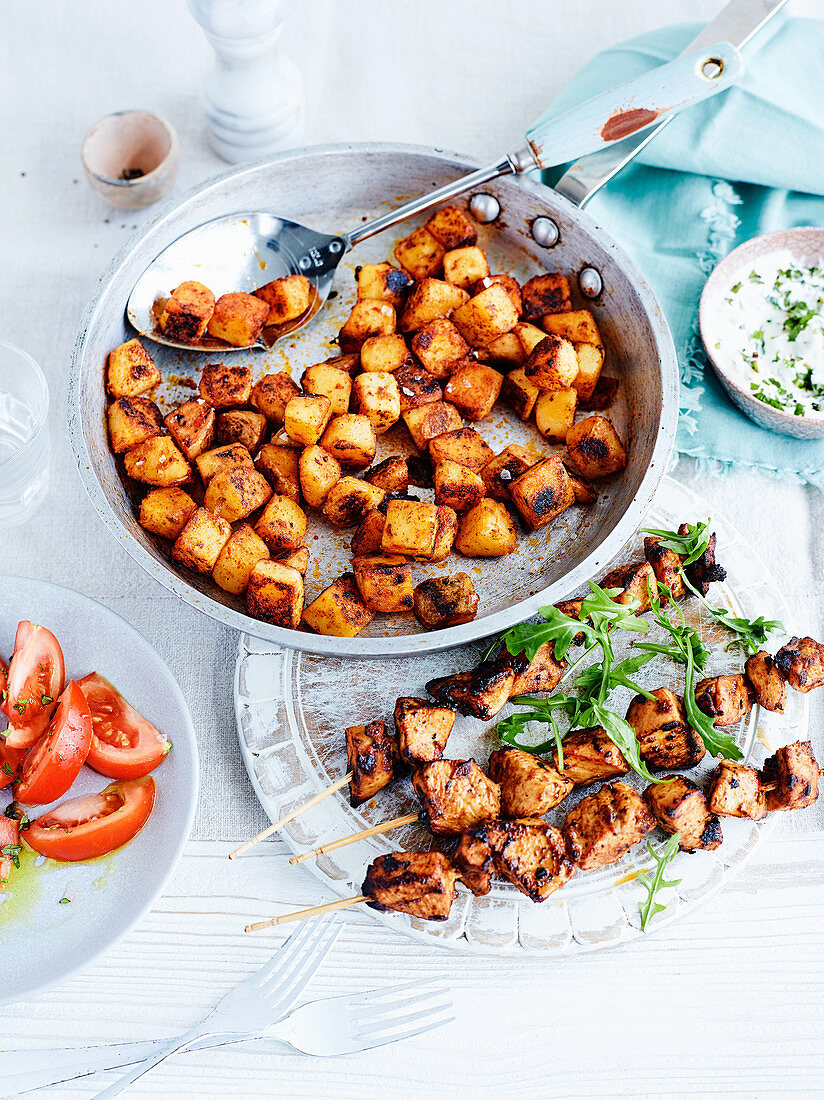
[0,340,50,528]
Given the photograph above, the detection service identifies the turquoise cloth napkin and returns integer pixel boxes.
[537,18,824,488]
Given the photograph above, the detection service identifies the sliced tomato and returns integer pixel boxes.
[0,657,8,722]
[0,742,26,789]
[0,816,20,889]
[78,673,172,780]
[5,623,65,749]
[15,682,92,805]
[24,777,155,862]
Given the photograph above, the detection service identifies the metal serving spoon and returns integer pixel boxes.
[127,43,743,352]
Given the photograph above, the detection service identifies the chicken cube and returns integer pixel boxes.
[601,560,655,612]
[196,442,254,483]
[410,318,469,378]
[774,636,824,693]
[108,396,163,454]
[454,827,495,897]
[212,523,270,595]
[680,523,727,595]
[434,460,485,513]
[355,262,412,307]
[393,226,446,280]
[351,553,414,613]
[298,444,341,508]
[643,536,687,600]
[345,721,400,807]
[319,414,377,469]
[428,427,495,472]
[138,487,198,541]
[107,338,161,398]
[394,364,443,412]
[381,499,438,557]
[245,560,304,629]
[502,368,540,421]
[250,372,301,424]
[283,394,332,447]
[443,246,490,290]
[745,651,786,712]
[695,675,753,727]
[707,760,766,820]
[350,372,401,434]
[761,741,821,811]
[301,572,374,637]
[323,477,385,528]
[524,334,579,391]
[426,652,525,719]
[254,494,307,552]
[535,388,578,443]
[394,697,456,765]
[403,401,463,451]
[522,273,572,318]
[203,465,272,523]
[399,278,469,332]
[483,818,575,902]
[158,281,215,342]
[254,273,311,325]
[362,851,457,921]
[413,573,479,629]
[643,777,723,851]
[199,363,254,409]
[359,334,412,374]
[365,456,408,495]
[425,205,478,250]
[215,409,268,454]
[207,292,269,347]
[455,498,517,557]
[508,456,574,531]
[626,687,705,770]
[123,437,190,487]
[506,641,567,696]
[481,445,536,501]
[553,727,629,786]
[452,284,519,347]
[413,759,501,835]
[489,748,573,816]
[562,781,655,870]
[443,363,504,421]
[566,415,627,479]
[301,363,352,416]
[172,507,232,574]
[255,443,301,504]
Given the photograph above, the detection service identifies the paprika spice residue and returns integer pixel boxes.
[601,107,660,142]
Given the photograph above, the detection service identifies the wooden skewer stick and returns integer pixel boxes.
[229,771,354,859]
[245,894,368,931]
[289,812,420,865]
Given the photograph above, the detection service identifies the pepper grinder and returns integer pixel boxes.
[187,0,305,163]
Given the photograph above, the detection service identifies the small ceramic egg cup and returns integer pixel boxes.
[81,110,179,209]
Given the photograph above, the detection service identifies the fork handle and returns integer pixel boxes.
[92,1024,209,1099]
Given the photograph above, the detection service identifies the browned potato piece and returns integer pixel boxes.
[403,402,462,451]
[350,372,401,434]
[254,494,307,551]
[443,246,490,290]
[107,339,161,398]
[553,727,629,786]
[206,292,269,347]
[481,445,535,501]
[508,641,567,696]
[108,396,163,454]
[708,760,766,819]
[302,572,374,637]
[212,523,270,595]
[508,456,574,531]
[138,487,198,541]
[478,331,525,370]
[452,284,519,347]
[323,477,385,528]
[393,226,445,280]
[352,553,414,613]
[443,363,504,422]
[643,777,723,851]
[202,467,269,523]
[163,400,216,461]
[215,409,267,454]
[172,507,231,574]
[283,394,332,447]
[196,442,254,483]
[413,573,479,629]
[571,342,605,403]
[410,319,469,379]
[473,274,523,316]
[427,651,522,719]
[434,460,485,513]
[425,205,478,250]
[339,300,396,353]
[382,499,438,557]
[745,651,786,712]
[321,353,361,377]
[502,368,540,421]
[319,414,377,469]
[523,334,579,391]
[695,674,753,727]
[394,698,456,765]
[407,453,434,488]
[355,262,412,307]
[626,687,705,770]
[535,389,577,442]
[562,781,654,870]
[124,437,190,487]
[565,466,598,506]
[362,850,457,921]
[255,443,301,503]
[254,273,311,325]
[427,505,458,563]
[413,759,501,835]
[522,273,572,318]
[199,363,253,409]
[566,415,627,479]
[359,334,412,375]
[394,364,443,412]
[489,747,573,817]
[250,372,301,424]
[400,279,470,333]
[428,427,494,471]
[158,281,215,342]
[761,741,821,811]
[272,547,308,573]
[351,509,385,556]
[455,498,517,557]
[513,321,550,358]
[346,721,400,806]
[298,444,341,508]
[301,363,352,416]
[643,535,687,600]
[246,560,304,628]
[542,309,601,345]
[601,560,655,612]
[365,456,408,494]
[775,636,824,693]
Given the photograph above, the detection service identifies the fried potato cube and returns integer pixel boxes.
[484,818,575,902]
[245,560,304,628]
[196,442,254,483]
[502,368,541,422]
[454,827,495,896]
[107,338,161,398]
[695,674,753,727]
[562,781,654,870]
[426,652,521,719]
[394,364,443,412]
[362,850,457,921]
[508,456,574,531]
[443,246,490,291]
[302,572,374,637]
[745,651,786,712]
[250,371,301,424]
[158,281,215,342]
[319,414,377,469]
[626,687,705,770]
[255,443,301,503]
[413,573,479,629]
[323,477,385,528]
[124,436,190,487]
[346,721,400,806]
[172,507,231,573]
[273,547,309,574]
[643,777,723,851]
[507,641,567,696]
[443,363,503,422]
[394,698,456,765]
[407,453,435,488]
[356,262,412,307]
[365,456,408,494]
[352,553,414,613]
[425,204,478,250]
[524,334,579,391]
[206,292,269,347]
[339,300,397,354]
[403,401,462,451]
[775,636,824,693]
[400,278,469,332]
[542,309,601,345]
[413,759,501,835]
[350,372,401,435]
[108,396,163,454]
[601,560,655,612]
[410,319,469,379]
[301,363,351,416]
[553,727,629,786]
[298,444,340,508]
[254,273,311,325]
[254,494,307,551]
[163,399,216,461]
[393,225,445,280]
[571,342,605,403]
[452,284,519,348]
[566,415,627,479]
[428,505,458,562]
[138,487,198,541]
[428,427,494,471]
[215,409,267,454]
[761,741,821,811]
[434,460,485,513]
[480,445,535,501]
[489,747,573,816]
[283,395,332,448]
[708,760,766,819]
[203,465,271,523]
[473,274,522,316]
[522,273,572,318]
[351,509,385,556]
[212,523,270,595]
[643,536,687,600]
[199,363,253,409]
[535,388,577,442]
[478,331,525,370]
[381,499,438,557]
[514,321,551,358]
[565,466,597,505]
[455,498,517,557]
[359,334,412,375]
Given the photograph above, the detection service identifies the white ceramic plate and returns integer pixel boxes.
[234,478,806,955]
[0,578,198,1004]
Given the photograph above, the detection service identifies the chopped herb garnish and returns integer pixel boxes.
[1,844,22,869]
[638,832,682,932]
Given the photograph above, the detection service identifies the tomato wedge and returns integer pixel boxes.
[0,741,26,789]
[15,682,92,805]
[0,657,9,722]
[24,777,155,862]
[78,673,171,780]
[0,816,20,889]
[5,623,65,749]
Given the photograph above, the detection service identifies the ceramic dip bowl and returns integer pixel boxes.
[81,110,179,209]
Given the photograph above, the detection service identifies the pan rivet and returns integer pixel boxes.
[531,217,559,248]
[469,193,500,223]
[579,267,603,298]
[299,256,312,270]
[329,240,343,254]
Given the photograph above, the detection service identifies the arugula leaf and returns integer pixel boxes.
[680,572,783,657]
[497,699,570,767]
[641,519,711,566]
[638,832,682,932]
[477,634,503,664]
[503,603,593,663]
[583,704,660,784]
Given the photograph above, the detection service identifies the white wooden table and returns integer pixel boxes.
[2,1,823,1096]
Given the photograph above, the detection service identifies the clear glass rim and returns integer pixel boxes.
[0,338,50,469]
